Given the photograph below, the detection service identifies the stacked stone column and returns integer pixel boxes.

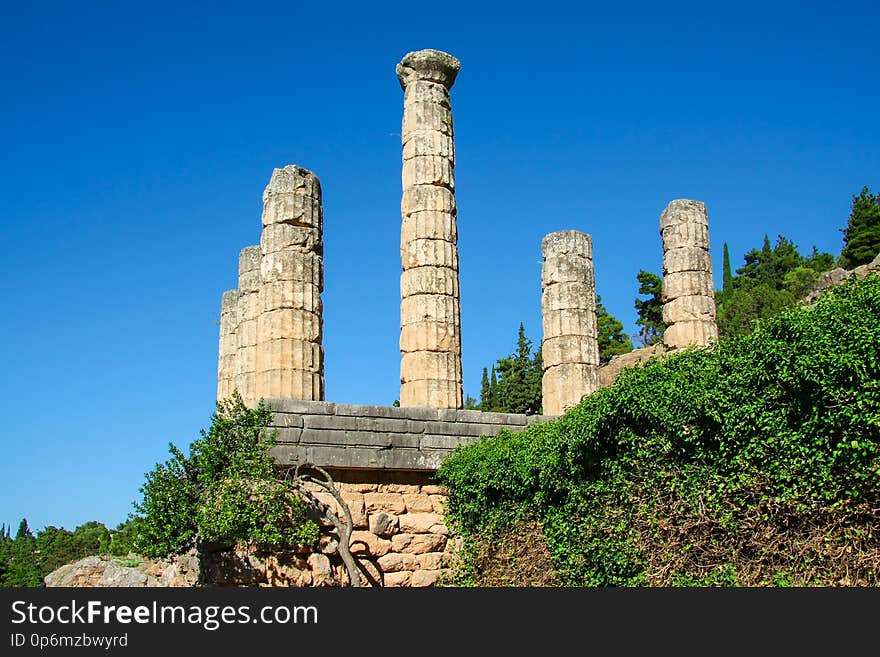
[216,289,239,400]
[396,49,463,409]
[256,165,324,401]
[235,245,262,405]
[540,231,600,416]
[660,199,718,349]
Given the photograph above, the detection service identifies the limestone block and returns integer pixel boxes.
[403,79,453,105]
[401,238,459,270]
[661,220,710,251]
[541,281,595,312]
[662,246,713,275]
[661,295,717,325]
[341,493,367,529]
[403,493,435,513]
[238,246,262,293]
[260,251,323,288]
[542,364,599,416]
[260,223,322,255]
[402,185,456,215]
[364,493,406,515]
[261,166,322,229]
[256,339,322,372]
[401,211,457,244]
[369,512,399,537]
[662,271,715,301]
[377,553,418,573]
[397,513,447,535]
[391,533,448,554]
[541,307,597,338]
[403,132,454,160]
[254,369,322,401]
[541,334,600,367]
[400,265,459,298]
[402,155,454,189]
[663,320,718,349]
[421,485,447,495]
[411,569,442,587]
[257,308,321,342]
[383,571,411,587]
[237,341,257,370]
[399,380,462,409]
[541,230,592,260]
[541,255,594,286]
[415,553,445,571]
[401,101,454,140]
[400,351,462,383]
[397,49,461,90]
[400,294,460,326]
[307,553,333,586]
[429,495,446,514]
[349,531,391,557]
[399,320,460,353]
[340,483,379,493]
[659,199,708,231]
[378,484,421,493]
[259,281,322,314]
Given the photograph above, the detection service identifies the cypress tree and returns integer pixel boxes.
[722,242,732,292]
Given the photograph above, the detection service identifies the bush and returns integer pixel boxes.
[438,275,880,586]
[132,393,319,558]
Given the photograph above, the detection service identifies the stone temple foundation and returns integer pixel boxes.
[540,230,600,415]
[396,49,464,410]
[660,199,718,349]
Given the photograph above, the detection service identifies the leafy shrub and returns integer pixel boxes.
[438,275,880,586]
[132,393,319,558]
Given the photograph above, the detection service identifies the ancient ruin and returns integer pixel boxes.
[217,166,325,407]
[397,49,464,409]
[540,230,600,415]
[660,199,719,349]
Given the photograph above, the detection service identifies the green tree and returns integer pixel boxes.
[839,186,880,268]
[475,325,543,415]
[634,270,664,347]
[132,393,319,559]
[596,295,633,363]
[4,519,43,587]
[722,242,733,292]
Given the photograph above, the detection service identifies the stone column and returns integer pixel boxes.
[540,230,600,416]
[235,245,262,406]
[216,289,239,401]
[660,199,718,349]
[256,165,324,401]
[396,49,463,409]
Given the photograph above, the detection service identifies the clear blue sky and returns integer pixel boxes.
[2,1,877,533]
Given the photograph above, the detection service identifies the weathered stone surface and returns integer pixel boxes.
[261,165,322,229]
[349,531,392,557]
[217,289,240,401]
[400,320,461,353]
[307,553,333,586]
[341,493,367,528]
[377,552,418,573]
[421,485,447,495]
[261,223,322,255]
[391,533,448,554]
[364,493,407,514]
[400,293,460,326]
[411,569,442,587]
[598,343,666,388]
[399,380,462,409]
[415,552,445,570]
[369,512,399,537]
[400,265,459,297]
[403,493,435,513]
[398,513,447,535]
[660,199,717,350]
[383,571,411,587]
[397,49,460,89]
[400,351,462,383]
[541,230,599,415]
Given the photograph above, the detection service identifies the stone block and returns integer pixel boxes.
[659,199,708,231]
[541,334,600,368]
[662,246,712,275]
[256,339,322,372]
[398,513,447,535]
[662,295,717,325]
[257,308,321,342]
[341,493,366,528]
[383,571,411,587]
[400,264,459,297]
[662,270,715,301]
[421,485,447,495]
[260,223,322,255]
[403,493,434,513]
[400,293,460,326]
[399,380,462,410]
[403,78,453,105]
[377,553,418,573]
[661,219,710,250]
[541,230,592,259]
[541,254,593,287]
[340,483,379,493]
[401,237,459,270]
[541,307,598,339]
[391,533,448,554]
[364,493,407,515]
[349,531,391,557]
[303,414,358,431]
[401,185,456,215]
[401,101,453,140]
[400,320,461,353]
[355,416,415,434]
[542,363,598,416]
[400,351,462,383]
[260,250,323,288]
[259,281,322,314]
[663,320,718,349]
[429,495,446,514]
[411,569,442,587]
[541,281,595,312]
[265,399,335,414]
[402,131,454,160]
[402,155,454,189]
[255,369,322,401]
[415,552,445,570]
[369,512,399,537]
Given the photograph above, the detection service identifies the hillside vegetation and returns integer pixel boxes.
[437,274,880,586]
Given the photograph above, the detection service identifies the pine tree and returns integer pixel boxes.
[839,186,880,268]
[5,518,43,587]
[722,242,732,292]
[476,325,543,414]
[596,295,633,364]
[634,270,664,346]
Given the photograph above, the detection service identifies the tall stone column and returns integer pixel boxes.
[235,245,262,406]
[397,49,463,409]
[216,289,239,401]
[256,165,324,401]
[660,199,718,349]
[540,231,600,416]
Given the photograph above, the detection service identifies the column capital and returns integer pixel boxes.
[397,49,460,90]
